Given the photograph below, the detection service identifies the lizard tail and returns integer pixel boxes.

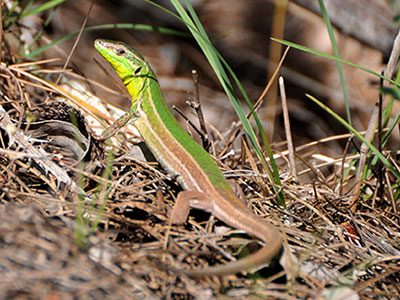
[174,214,282,277]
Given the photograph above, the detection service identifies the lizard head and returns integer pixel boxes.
[95,39,156,105]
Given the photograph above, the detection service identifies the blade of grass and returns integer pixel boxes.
[380,68,400,148]
[382,64,400,127]
[74,146,115,250]
[20,0,66,19]
[89,150,114,236]
[3,0,32,28]
[28,7,58,53]
[4,0,66,29]
[25,23,190,59]
[368,111,400,171]
[3,0,21,20]
[272,38,400,87]
[318,0,351,124]
[18,0,36,18]
[306,94,400,180]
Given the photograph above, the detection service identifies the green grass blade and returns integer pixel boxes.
[18,0,35,17]
[26,23,189,59]
[20,0,66,18]
[272,38,400,87]
[3,0,21,19]
[306,94,400,180]
[318,0,351,124]
[382,66,400,127]
[27,7,58,53]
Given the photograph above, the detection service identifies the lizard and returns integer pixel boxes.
[94,39,282,277]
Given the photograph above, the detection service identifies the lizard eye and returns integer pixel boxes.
[134,67,142,74]
[118,49,125,55]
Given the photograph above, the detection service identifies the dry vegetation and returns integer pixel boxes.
[0,1,399,299]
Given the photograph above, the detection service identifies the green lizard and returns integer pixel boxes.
[94,39,282,277]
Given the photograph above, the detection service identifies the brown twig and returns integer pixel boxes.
[187,69,210,151]
[220,46,290,157]
[377,71,384,199]
[279,76,296,179]
[339,134,353,196]
[172,105,207,145]
[53,0,95,88]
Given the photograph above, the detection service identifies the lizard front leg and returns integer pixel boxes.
[100,110,135,141]
[99,97,143,141]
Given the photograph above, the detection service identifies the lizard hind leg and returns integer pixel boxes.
[170,190,212,225]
